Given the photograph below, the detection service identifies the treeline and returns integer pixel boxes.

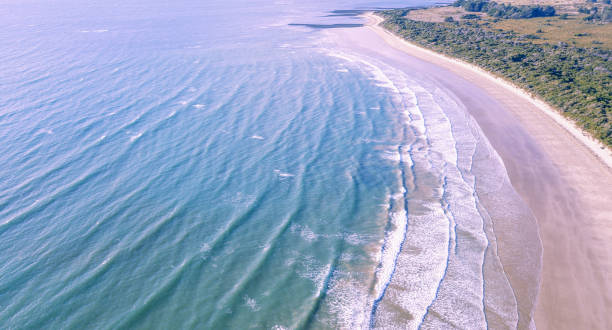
[380,10,612,146]
[580,5,612,22]
[453,0,556,18]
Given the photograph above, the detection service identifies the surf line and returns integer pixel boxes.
[369,144,411,328]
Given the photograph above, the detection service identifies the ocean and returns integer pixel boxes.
[0,0,540,329]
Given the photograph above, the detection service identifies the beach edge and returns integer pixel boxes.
[363,11,612,329]
[365,12,612,170]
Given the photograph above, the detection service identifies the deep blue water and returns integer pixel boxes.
[0,0,539,329]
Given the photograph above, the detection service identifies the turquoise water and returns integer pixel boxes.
[0,0,540,329]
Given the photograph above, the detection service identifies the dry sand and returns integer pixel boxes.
[329,13,612,329]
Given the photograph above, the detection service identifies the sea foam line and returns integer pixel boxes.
[323,50,428,328]
[369,145,410,328]
[321,46,468,329]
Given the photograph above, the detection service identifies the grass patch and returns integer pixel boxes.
[489,15,612,48]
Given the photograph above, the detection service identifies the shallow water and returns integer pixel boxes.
[0,0,539,328]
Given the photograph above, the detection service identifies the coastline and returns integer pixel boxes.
[334,12,612,329]
[368,13,612,168]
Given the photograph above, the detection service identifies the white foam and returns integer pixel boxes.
[379,207,450,329]
[380,147,401,162]
[250,135,265,140]
[325,49,402,94]
[325,51,356,63]
[80,29,108,33]
[324,272,372,329]
[273,169,294,177]
[39,129,53,135]
[200,243,211,253]
[129,132,142,142]
[343,233,365,245]
[261,243,271,253]
[193,104,205,109]
[294,255,330,294]
[284,257,295,267]
[290,224,318,242]
[372,210,408,301]
[319,32,508,328]
[243,295,260,311]
[313,50,457,326]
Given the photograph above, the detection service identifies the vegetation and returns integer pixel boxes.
[584,6,612,22]
[379,9,612,146]
[453,0,556,19]
[578,2,612,22]
[489,15,612,49]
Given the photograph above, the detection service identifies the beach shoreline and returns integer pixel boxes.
[351,12,612,329]
[367,13,612,168]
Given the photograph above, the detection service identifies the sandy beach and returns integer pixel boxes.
[328,13,612,329]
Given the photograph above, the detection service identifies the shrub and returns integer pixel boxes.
[578,6,590,14]
[602,6,612,21]
[453,0,556,18]
[510,53,527,62]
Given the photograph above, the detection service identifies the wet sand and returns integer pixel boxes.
[326,13,612,329]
